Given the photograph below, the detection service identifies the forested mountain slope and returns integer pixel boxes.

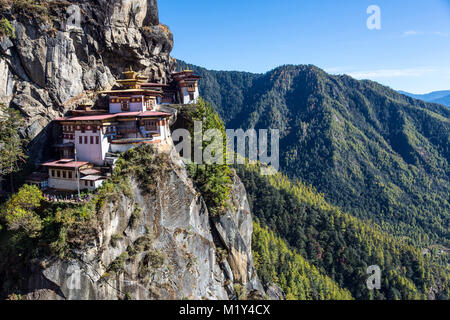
[399,90,450,107]
[238,163,449,300]
[178,61,450,246]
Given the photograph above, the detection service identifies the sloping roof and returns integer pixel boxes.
[117,111,172,118]
[141,111,172,117]
[80,175,105,181]
[101,89,163,96]
[42,159,90,169]
[59,114,117,121]
[141,83,170,87]
[56,111,172,123]
[80,168,101,176]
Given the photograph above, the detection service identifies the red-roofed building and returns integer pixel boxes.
[41,159,94,191]
[29,66,200,192]
[171,69,201,104]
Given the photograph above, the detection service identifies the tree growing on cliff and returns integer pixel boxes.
[185,98,233,217]
[0,104,28,192]
[0,18,15,39]
[0,184,43,237]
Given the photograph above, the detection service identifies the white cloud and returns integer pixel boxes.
[348,67,436,79]
[402,30,424,37]
[433,31,449,37]
[402,30,448,37]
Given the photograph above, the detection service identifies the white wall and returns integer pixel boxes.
[130,101,145,112]
[81,179,104,192]
[109,96,153,113]
[48,177,78,191]
[159,120,170,140]
[75,130,109,166]
[110,103,122,114]
[181,87,199,104]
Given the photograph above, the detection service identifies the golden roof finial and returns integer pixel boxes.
[122,66,138,79]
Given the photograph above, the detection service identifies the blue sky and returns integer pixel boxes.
[159,0,450,94]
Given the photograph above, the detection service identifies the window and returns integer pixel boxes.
[57,170,61,178]
[81,125,85,133]
[96,136,99,144]
[62,171,66,179]
[51,170,55,177]
[90,181,94,187]
[79,136,83,144]
[93,126,97,133]
[84,136,88,144]
[121,100,130,111]
[90,136,94,144]
[68,172,72,179]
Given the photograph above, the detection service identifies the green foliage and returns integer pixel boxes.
[0,18,15,39]
[115,144,171,195]
[0,104,28,190]
[107,252,128,275]
[179,98,233,216]
[233,284,247,300]
[177,60,261,125]
[236,163,449,300]
[129,205,143,229]
[10,0,50,22]
[110,233,124,248]
[185,62,450,247]
[0,145,168,296]
[0,185,43,237]
[253,222,353,300]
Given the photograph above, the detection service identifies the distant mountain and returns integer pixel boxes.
[432,95,450,107]
[177,60,450,245]
[399,90,450,107]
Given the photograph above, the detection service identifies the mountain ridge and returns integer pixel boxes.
[177,60,450,246]
[399,90,450,107]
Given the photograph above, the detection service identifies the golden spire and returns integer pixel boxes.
[122,66,138,80]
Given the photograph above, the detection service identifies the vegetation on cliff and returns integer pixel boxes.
[0,104,28,192]
[175,98,233,217]
[0,18,14,39]
[0,145,172,297]
[1,185,43,237]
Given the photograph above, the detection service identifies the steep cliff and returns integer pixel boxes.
[0,145,264,300]
[0,0,175,162]
[0,0,267,300]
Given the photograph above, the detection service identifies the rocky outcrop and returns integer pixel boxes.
[0,0,268,301]
[16,146,264,300]
[211,174,264,297]
[0,0,175,163]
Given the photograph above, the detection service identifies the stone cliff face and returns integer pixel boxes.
[0,0,267,300]
[17,146,263,300]
[0,0,175,162]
